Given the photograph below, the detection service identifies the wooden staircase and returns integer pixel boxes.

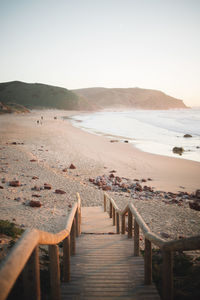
[60,207,160,299]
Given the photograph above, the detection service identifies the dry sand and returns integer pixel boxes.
[0,109,200,240]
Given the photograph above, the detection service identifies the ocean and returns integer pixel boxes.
[68,108,200,163]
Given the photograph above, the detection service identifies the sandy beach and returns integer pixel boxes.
[0,109,200,240]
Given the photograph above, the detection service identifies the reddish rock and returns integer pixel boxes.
[44,183,52,190]
[9,180,21,187]
[68,204,72,208]
[189,201,200,211]
[109,170,116,173]
[89,178,94,183]
[30,159,37,162]
[135,186,142,192]
[32,194,42,198]
[62,168,68,172]
[102,186,111,191]
[32,176,39,180]
[69,163,76,169]
[32,185,41,191]
[121,183,128,189]
[115,176,121,182]
[29,200,42,207]
[0,186,3,189]
[141,179,147,182]
[109,173,115,178]
[195,189,200,199]
[55,189,66,194]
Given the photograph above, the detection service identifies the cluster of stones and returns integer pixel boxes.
[89,173,153,194]
[1,177,67,208]
[89,173,200,211]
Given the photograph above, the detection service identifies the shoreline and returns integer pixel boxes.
[69,108,200,164]
[0,109,200,240]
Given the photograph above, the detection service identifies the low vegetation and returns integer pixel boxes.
[141,249,200,300]
[0,220,24,238]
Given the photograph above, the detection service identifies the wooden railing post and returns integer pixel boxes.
[116,212,120,234]
[75,209,79,237]
[23,246,41,300]
[162,250,173,300]
[109,202,113,218]
[70,219,76,255]
[79,207,81,235]
[104,194,107,212]
[113,207,116,226]
[121,214,125,234]
[49,245,61,300]
[144,239,152,284]
[63,236,70,282]
[134,220,140,256]
[128,210,132,238]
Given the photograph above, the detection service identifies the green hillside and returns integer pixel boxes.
[0,81,188,111]
[0,81,92,110]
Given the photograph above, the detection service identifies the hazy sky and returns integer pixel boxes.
[0,0,200,106]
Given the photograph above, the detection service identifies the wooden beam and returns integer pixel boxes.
[23,246,41,300]
[144,239,152,284]
[162,250,173,300]
[134,220,140,256]
[49,245,61,300]
[112,207,116,226]
[121,214,125,234]
[128,210,132,238]
[109,202,113,218]
[75,209,79,237]
[104,194,107,212]
[116,212,120,234]
[70,219,76,255]
[63,236,70,282]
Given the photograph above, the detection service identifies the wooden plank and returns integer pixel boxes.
[104,194,107,212]
[112,207,116,226]
[49,245,61,300]
[61,207,160,300]
[134,220,140,256]
[162,250,173,300]
[63,236,70,282]
[121,214,125,234]
[109,202,113,218]
[128,210,132,238]
[116,212,120,234]
[144,239,152,284]
[81,207,115,234]
[70,219,76,255]
[23,246,41,300]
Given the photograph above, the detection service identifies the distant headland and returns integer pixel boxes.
[0,81,188,113]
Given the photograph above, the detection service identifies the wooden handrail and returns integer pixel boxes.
[104,192,200,251]
[0,193,81,300]
[104,192,200,300]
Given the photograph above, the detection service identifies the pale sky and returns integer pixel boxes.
[0,0,200,106]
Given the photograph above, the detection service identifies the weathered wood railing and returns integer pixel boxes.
[104,192,200,300]
[0,193,81,300]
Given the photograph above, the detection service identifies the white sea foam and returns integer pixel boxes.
[69,109,200,162]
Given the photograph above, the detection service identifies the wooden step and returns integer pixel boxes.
[61,206,160,300]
